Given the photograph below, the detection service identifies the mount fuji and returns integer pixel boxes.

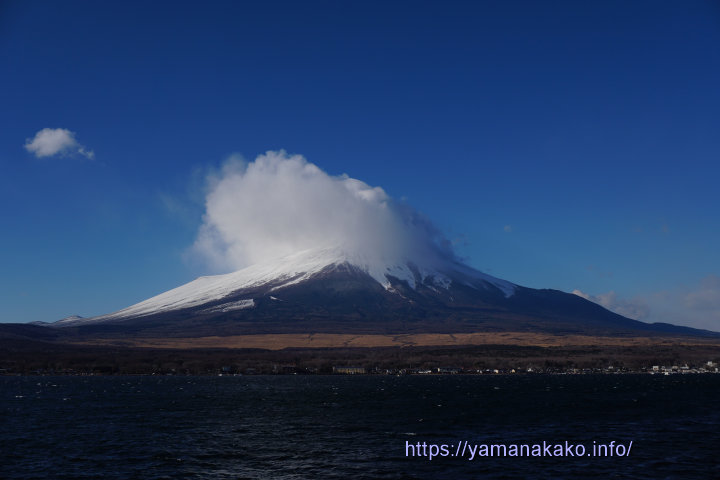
[49,246,712,339]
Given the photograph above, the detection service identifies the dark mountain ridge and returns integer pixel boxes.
[36,258,718,339]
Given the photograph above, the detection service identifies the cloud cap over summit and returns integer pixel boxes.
[193,151,454,272]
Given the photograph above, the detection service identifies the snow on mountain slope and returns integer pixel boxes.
[54,246,516,326]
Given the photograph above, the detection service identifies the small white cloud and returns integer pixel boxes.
[684,275,720,312]
[571,289,649,320]
[77,146,95,160]
[24,128,94,159]
[573,276,720,332]
[571,289,591,300]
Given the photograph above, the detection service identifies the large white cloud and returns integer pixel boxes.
[193,150,454,271]
[24,128,94,159]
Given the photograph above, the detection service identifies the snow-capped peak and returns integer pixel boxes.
[54,246,515,326]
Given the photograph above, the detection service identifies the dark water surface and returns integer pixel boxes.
[2,375,719,479]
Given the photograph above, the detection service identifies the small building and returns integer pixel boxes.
[333,366,366,374]
[436,367,461,374]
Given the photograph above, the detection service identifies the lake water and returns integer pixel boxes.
[2,374,718,479]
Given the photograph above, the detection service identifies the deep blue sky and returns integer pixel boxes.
[1,1,719,329]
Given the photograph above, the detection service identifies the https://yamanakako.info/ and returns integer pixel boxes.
[405,440,633,461]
